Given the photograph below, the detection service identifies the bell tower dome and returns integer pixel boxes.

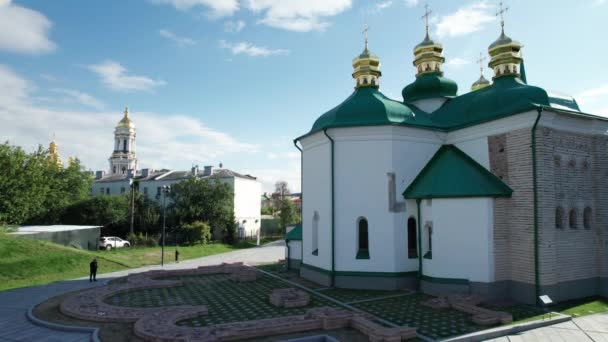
[487,2,523,80]
[109,107,138,175]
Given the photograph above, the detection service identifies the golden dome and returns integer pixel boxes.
[117,107,135,128]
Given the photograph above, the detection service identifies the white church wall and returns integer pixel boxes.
[91,179,130,196]
[328,126,442,273]
[422,197,495,283]
[233,177,262,237]
[301,133,332,270]
[453,137,490,169]
[287,240,303,260]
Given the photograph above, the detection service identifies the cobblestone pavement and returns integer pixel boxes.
[484,313,608,342]
[0,241,284,342]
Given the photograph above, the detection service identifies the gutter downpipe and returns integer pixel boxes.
[323,129,336,287]
[416,199,423,288]
[291,140,303,272]
[532,107,543,304]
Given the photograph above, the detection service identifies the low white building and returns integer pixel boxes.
[91,109,261,238]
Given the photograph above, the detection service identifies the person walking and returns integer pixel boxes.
[175,248,180,263]
[89,258,98,282]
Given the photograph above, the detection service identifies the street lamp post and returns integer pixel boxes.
[129,179,135,235]
[161,185,171,266]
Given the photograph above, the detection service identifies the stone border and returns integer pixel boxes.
[133,306,417,342]
[421,294,513,326]
[27,305,101,342]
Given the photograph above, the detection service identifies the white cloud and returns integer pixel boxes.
[245,0,352,32]
[376,1,393,11]
[593,0,606,5]
[40,73,58,82]
[224,20,246,32]
[159,29,196,47]
[87,60,166,92]
[0,0,55,54]
[435,1,495,38]
[445,57,471,68]
[150,0,239,18]
[38,88,105,110]
[219,40,289,57]
[404,0,419,7]
[0,64,259,176]
[576,84,608,117]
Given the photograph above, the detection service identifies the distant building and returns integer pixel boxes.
[91,108,261,238]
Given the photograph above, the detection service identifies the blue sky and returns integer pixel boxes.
[0,0,607,192]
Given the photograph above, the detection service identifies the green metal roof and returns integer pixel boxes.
[285,224,302,241]
[430,76,549,130]
[402,72,458,103]
[308,87,437,135]
[403,145,513,199]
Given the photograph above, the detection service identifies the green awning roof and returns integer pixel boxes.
[285,224,302,241]
[403,145,513,199]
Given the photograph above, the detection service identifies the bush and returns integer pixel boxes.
[179,221,211,245]
[126,232,159,247]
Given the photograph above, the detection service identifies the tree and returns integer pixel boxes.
[278,199,297,234]
[61,195,129,236]
[169,177,235,242]
[0,142,92,225]
[274,181,290,200]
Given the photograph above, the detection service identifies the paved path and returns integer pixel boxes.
[0,241,284,342]
[485,313,608,342]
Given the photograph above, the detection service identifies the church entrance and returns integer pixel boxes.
[408,217,418,258]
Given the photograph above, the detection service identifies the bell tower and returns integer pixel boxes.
[109,107,138,175]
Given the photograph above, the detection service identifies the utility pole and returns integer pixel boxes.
[129,179,136,235]
[161,185,171,266]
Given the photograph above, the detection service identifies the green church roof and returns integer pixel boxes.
[403,145,512,199]
[308,87,437,135]
[285,224,302,241]
[402,72,458,103]
[431,76,550,130]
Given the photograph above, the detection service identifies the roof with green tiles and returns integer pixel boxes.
[307,86,437,135]
[298,75,608,140]
[403,144,513,199]
[402,72,458,103]
[285,224,302,241]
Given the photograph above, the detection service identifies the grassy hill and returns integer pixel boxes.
[0,233,130,291]
[0,233,264,291]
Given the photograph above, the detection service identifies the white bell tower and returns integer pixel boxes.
[109,107,138,175]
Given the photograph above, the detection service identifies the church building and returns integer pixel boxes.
[292,7,608,304]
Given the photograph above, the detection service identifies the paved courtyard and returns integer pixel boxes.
[0,240,607,342]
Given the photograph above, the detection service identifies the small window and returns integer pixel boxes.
[106,188,110,195]
[424,222,433,259]
[312,211,319,255]
[555,206,564,229]
[143,187,148,196]
[583,207,592,229]
[99,187,104,195]
[569,208,578,229]
[554,155,561,167]
[123,139,127,151]
[407,217,417,259]
[356,217,369,259]
[120,187,125,194]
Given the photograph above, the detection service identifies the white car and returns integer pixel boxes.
[100,236,131,250]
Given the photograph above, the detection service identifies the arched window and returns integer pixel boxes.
[583,207,592,229]
[407,217,417,259]
[123,139,127,151]
[555,207,564,229]
[569,208,578,229]
[312,211,319,255]
[357,217,369,259]
[424,222,433,259]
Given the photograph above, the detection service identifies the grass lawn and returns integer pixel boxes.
[553,297,608,317]
[0,233,269,291]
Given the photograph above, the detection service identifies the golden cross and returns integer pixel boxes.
[421,3,432,35]
[476,52,486,76]
[363,23,369,51]
[496,1,509,30]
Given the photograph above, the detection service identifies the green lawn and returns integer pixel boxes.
[0,233,263,291]
[553,297,608,318]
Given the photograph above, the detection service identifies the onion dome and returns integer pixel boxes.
[48,137,62,167]
[117,107,135,129]
[352,25,381,89]
[471,52,491,91]
[487,3,523,80]
[303,27,435,136]
[471,75,491,91]
[402,6,457,104]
